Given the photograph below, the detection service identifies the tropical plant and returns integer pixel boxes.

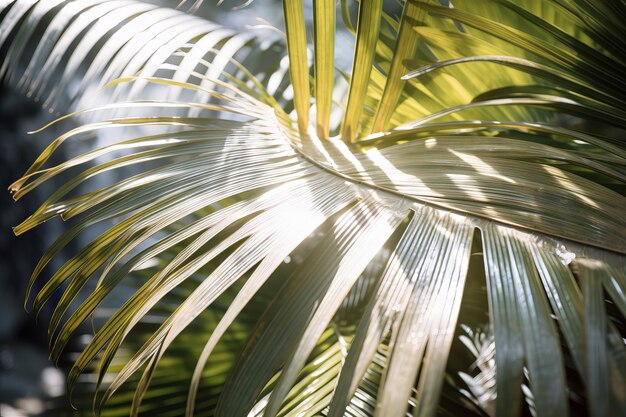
[2,0,625,416]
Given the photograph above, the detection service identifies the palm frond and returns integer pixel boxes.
[0,0,287,114]
[2,1,626,417]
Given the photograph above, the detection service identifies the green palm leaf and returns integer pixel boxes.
[2,1,625,417]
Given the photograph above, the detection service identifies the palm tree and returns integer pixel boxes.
[2,0,625,416]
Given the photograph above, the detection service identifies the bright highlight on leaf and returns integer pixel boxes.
[1,1,625,417]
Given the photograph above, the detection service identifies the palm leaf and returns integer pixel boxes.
[2,1,626,417]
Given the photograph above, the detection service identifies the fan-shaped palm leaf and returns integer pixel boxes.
[2,1,625,417]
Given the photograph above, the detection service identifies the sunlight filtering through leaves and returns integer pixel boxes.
[1,0,625,416]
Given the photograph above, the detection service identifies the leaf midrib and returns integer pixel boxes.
[273,111,625,255]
